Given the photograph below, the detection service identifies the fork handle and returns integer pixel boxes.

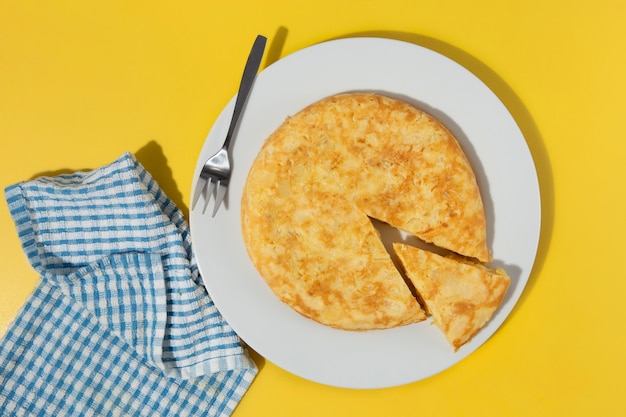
[222,35,267,151]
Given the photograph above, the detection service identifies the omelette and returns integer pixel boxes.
[241,92,494,331]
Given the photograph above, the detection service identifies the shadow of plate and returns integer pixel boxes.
[327,31,554,315]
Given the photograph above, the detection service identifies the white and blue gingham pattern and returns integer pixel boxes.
[0,153,257,416]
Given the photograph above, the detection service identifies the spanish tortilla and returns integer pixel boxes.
[241,92,490,330]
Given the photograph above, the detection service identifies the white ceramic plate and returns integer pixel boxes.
[190,37,541,389]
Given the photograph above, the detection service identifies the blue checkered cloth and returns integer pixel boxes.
[0,153,257,416]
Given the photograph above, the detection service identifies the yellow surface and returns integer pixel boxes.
[1,1,624,416]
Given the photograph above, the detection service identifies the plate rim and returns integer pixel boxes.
[190,36,541,389]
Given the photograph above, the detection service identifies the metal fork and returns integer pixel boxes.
[192,35,267,216]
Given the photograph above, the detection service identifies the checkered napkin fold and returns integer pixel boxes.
[0,153,257,416]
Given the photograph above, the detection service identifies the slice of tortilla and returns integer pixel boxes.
[393,243,510,350]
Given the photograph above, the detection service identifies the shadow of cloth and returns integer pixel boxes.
[134,140,188,218]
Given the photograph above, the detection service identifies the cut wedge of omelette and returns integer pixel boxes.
[393,243,510,350]
[241,92,506,339]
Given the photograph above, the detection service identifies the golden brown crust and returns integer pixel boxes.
[241,92,489,330]
[393,243,510,350]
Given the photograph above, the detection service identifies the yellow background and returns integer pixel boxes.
[1,1,624,416]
